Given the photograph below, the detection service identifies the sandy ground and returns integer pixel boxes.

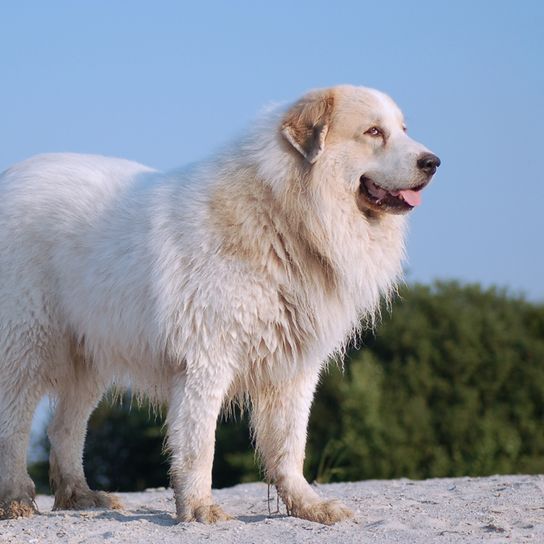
[1,475,543,543]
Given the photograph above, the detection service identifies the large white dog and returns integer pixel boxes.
[0,85,439,524]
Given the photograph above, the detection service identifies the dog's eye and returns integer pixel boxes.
[365,127,383,137]
[402,125,407,133]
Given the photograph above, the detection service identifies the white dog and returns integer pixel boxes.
[0,85,439,524]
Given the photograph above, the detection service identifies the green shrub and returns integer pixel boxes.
[308,282,544,481]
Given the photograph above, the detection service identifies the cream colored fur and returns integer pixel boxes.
[0,85,437,524]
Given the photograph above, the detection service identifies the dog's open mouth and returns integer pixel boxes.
[358,176,426,214]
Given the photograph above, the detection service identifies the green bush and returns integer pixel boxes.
[29,281,544,492]
[308,281,544,481]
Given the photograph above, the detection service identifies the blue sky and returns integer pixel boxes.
[1,1,543,301]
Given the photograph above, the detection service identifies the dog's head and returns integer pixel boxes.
[281,85,440,215]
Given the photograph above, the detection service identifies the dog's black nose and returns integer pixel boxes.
[417,153,441,175]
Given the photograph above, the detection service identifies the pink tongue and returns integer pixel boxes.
[399,189,422,207]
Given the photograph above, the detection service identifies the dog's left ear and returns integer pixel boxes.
[281,90,335,164]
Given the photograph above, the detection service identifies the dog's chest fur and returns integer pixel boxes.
[205,172,406,386]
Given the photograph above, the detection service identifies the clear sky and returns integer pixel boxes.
[1,0,543,300]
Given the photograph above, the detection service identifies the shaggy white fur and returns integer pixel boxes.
[0,85,438,524]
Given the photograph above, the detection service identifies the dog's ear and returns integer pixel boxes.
[281,90,335,164]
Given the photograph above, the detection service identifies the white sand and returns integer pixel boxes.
[1,475,543,543]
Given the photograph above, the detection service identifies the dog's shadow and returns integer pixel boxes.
[88,508,284,526]
[236,513,287,524]
[92,508,177,527]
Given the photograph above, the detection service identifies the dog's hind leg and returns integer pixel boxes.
[0,349,47,519]
[47,350,121,512]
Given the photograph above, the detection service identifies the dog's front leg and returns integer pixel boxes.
[251,369,353,524]
[167,363,233,523]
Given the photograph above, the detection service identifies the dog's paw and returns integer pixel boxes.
[0,498,38,520]
[178,503,233,523]
[53,487,122,511]
[290,499,353,525]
